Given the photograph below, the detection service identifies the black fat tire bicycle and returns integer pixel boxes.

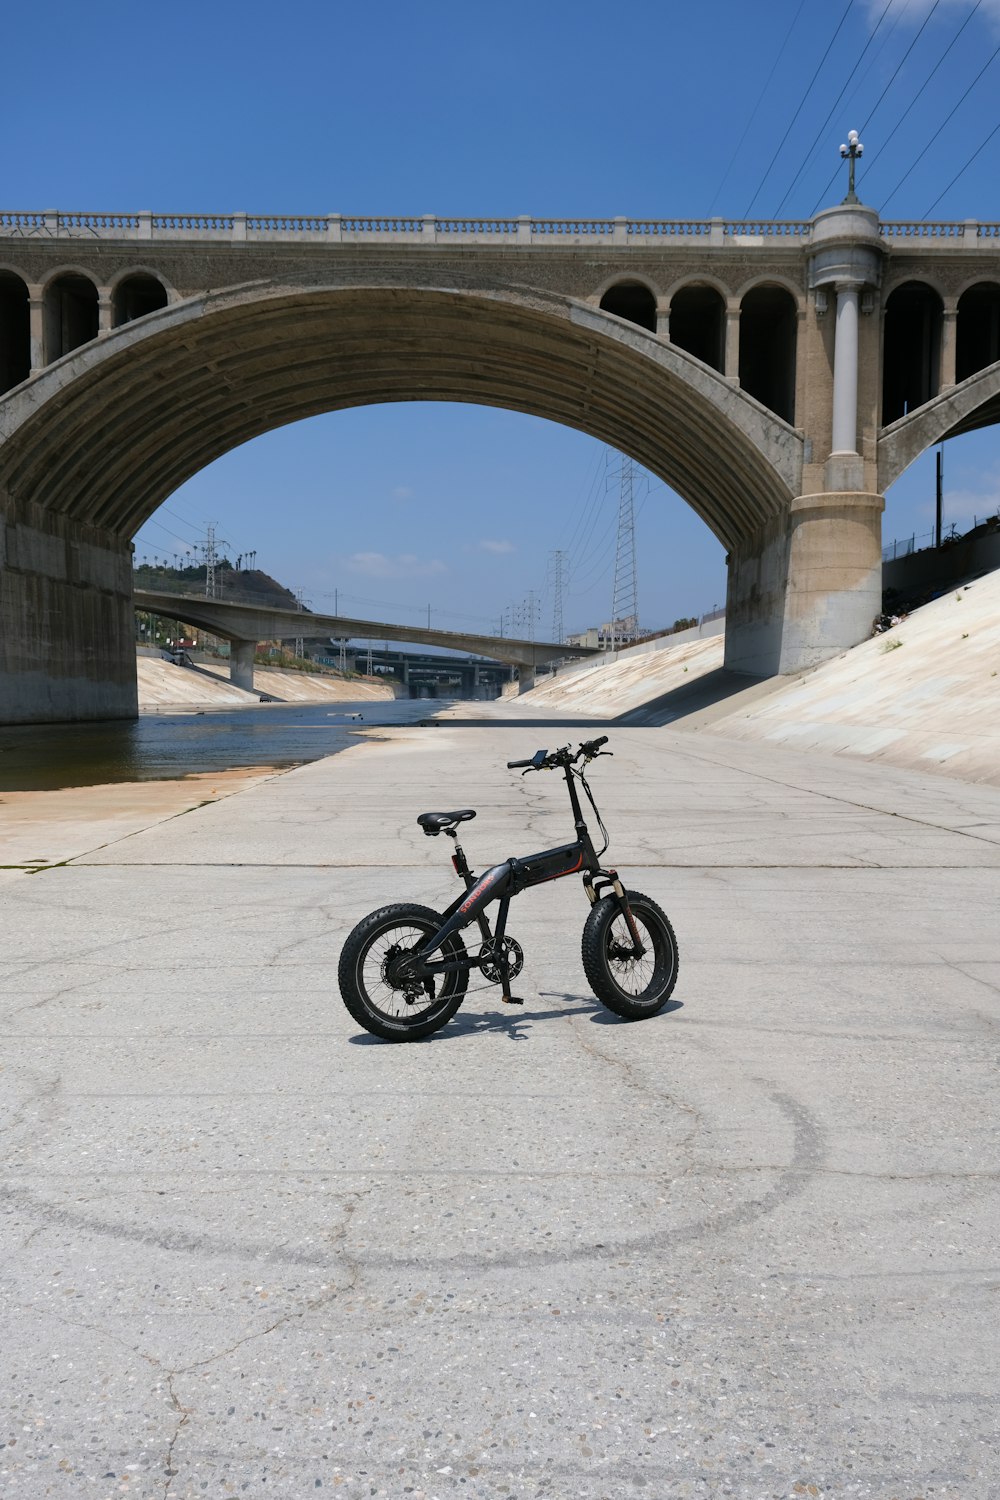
[337,736,679,1041]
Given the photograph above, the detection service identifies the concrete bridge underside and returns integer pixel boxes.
[133,589,592,695]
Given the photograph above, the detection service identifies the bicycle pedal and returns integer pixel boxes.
[501,994,524,1006]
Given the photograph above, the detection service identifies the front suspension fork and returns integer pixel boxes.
[583,869,646,956]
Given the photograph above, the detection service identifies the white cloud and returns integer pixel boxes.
[347,551,447,579]
[866,0,1000,24]
[478,538,515,554]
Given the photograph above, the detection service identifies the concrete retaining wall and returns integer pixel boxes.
[884,528,1000,600]
[0,494,137,724]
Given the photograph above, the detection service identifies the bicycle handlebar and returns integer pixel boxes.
[506,736,609,772]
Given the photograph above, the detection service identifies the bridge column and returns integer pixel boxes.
[27,288,44,375]
[826,280,865,493]
[724,301,740,381]
[98,290,114,337]
[517,664,535,694]
[0,493,137,724]
[230,639,256,692]
[725,491,885,676]
[940,302,958,390]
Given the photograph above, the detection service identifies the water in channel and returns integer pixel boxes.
[0,700,446,792]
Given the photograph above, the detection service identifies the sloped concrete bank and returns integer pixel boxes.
[137,653,397,709]
[507,568,1000,787]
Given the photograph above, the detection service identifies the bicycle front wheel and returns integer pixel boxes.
[337,903,469,1041]
[581,889,678,1020]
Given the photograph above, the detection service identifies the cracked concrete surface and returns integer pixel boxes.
[1,724,999,1496]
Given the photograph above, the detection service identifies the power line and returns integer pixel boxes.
[858,0,943,138]
[567,451,613,571]
[924,113,1000,215]
[708,0,809,214]
[743,0,856,218]
[857,0,981,182]
[564,448,608,562]
[880,31,1000,210]
[773,0,895,217]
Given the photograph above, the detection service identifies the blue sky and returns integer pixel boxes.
[6,0,1000,636]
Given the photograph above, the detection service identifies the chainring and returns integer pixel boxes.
[479,936,524,985]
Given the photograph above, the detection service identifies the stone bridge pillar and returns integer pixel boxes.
[0,494,137,724]
[727,202,885,677]
[230,639,256,692]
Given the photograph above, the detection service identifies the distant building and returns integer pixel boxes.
[566,616,640,651]
[565,627,600,650]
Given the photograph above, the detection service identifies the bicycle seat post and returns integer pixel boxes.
[447,827,472,882]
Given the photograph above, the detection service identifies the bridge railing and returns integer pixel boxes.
[4,209,999,248]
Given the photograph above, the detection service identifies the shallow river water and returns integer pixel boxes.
[0,700,445,792]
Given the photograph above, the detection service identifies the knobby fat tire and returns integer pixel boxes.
[581,889,679,1019]
[337,902,469,1042]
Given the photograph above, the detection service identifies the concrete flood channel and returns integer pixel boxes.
[1,715,999,1497]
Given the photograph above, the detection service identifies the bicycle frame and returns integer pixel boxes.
[395,756,645,998]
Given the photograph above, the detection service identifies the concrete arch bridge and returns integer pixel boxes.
[2,203,1000,723]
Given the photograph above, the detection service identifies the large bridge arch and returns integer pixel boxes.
[0,273,846,725]
[0,280,801,550]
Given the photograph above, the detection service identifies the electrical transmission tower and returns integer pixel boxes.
[610,456,639,650]
[201,523,228,599]
[294,588,306,660]
[523,590,537,642]
[548,550,567,644]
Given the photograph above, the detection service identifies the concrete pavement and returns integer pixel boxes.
[2,724,999,1497]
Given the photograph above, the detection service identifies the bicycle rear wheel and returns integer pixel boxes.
[338,903,468,1041]
[581,889,678,1020]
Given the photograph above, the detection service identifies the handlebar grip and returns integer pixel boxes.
[581,735,609,753]
[506,759,532,769]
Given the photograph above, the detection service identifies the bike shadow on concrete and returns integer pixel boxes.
[422,667,774,732]
[345,994,684,1044]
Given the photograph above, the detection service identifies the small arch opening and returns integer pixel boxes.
[0,272,30,394]
[882,280,942,423]
[739,285,797,423]
[956,281,1000,383]
[44,273,99,362]
[113,273,169,327]
[669,284,725,373]
[599,281,657,333]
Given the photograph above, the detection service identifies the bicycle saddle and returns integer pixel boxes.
[417,809,477,835]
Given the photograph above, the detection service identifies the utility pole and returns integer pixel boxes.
[610,455,639,651]
[935,445,944,549]
[549,549,566,644]
[365,644,373,676]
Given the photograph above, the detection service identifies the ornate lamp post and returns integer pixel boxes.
[839,129,864,204]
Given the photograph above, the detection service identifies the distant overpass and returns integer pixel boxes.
[323,646,514,697]
[133,590,595,693]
